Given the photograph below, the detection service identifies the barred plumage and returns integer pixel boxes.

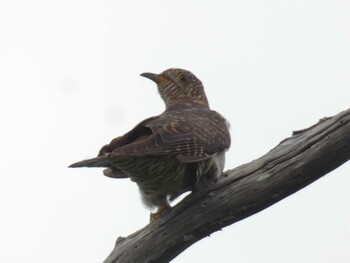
[69,68,231,218]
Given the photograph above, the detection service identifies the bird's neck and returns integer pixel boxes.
[163,91,210,109]
[165,99,210,110]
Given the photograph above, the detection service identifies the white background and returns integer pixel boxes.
[0,1,349,262]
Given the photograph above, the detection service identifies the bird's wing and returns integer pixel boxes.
[98,116,158,156]
[108,109,231,163]
[69,116,158,171]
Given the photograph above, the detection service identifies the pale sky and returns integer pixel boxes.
[0,1,349,262]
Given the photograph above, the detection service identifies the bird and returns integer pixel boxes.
[69,68,231,218]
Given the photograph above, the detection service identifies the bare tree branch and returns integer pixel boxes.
[103,108,350,263]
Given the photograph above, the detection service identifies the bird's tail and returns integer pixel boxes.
[69,156,110,168]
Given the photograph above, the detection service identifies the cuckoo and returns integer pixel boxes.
[69,68,231,218]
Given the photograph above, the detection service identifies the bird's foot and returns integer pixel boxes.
[150,203,171,220]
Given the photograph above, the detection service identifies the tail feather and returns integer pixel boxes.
[69,156,110,168]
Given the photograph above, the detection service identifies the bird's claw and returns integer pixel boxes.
[150,203,171,220]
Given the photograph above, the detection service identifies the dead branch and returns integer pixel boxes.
[104,108,350,263]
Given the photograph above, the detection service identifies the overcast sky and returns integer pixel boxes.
[0,1,349,262]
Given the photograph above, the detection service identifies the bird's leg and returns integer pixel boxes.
[150,202,171,219]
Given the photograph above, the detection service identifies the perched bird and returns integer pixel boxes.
[69,68,231,218]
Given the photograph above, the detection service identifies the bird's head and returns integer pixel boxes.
[140,68,209,108]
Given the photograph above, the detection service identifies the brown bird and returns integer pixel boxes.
[69,68,231,218]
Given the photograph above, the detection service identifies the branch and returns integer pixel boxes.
[104,108,350,263]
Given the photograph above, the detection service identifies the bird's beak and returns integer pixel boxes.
[140,72,167,84]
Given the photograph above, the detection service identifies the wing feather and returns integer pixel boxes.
[102,107,230,163]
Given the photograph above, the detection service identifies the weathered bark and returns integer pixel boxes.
[104,108,350,263]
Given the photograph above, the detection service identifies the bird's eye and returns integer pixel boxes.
[178,73,189,83]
